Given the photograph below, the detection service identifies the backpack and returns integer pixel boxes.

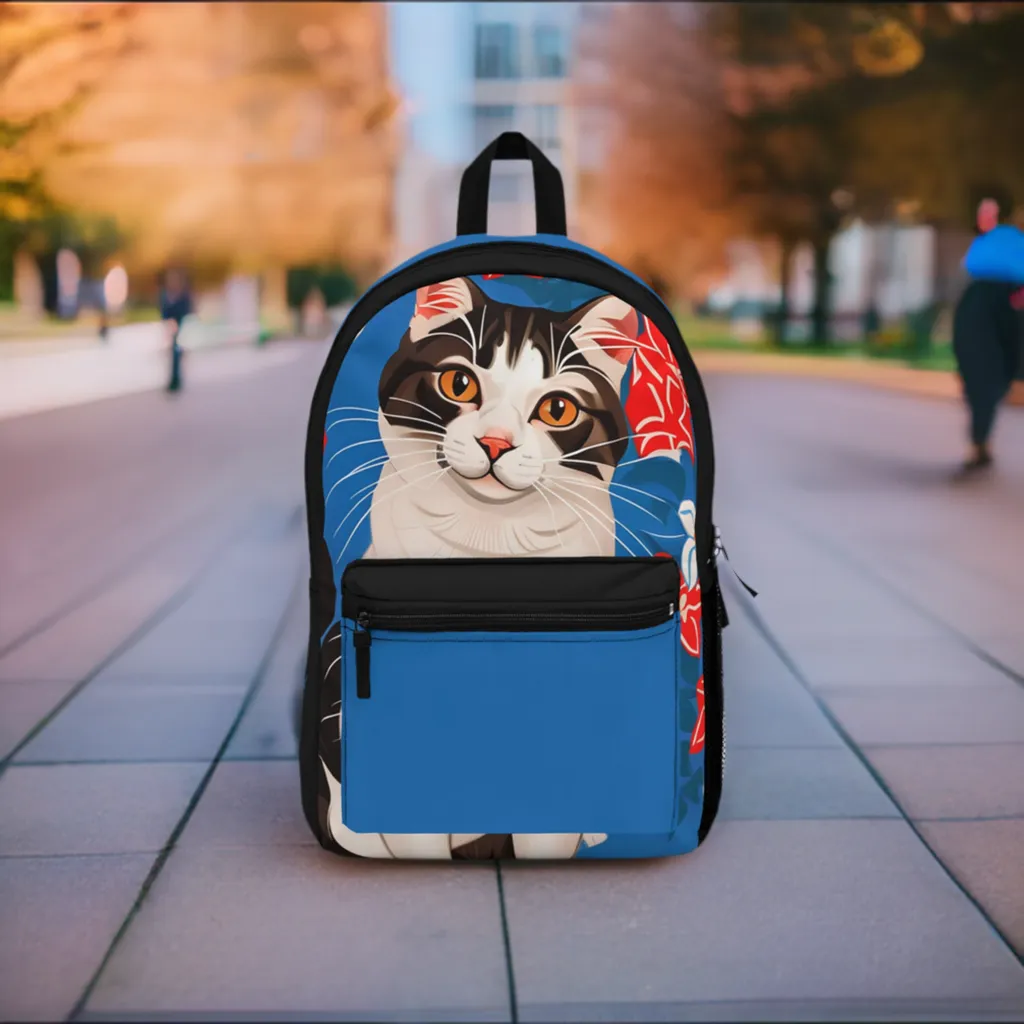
[299,132,727,861]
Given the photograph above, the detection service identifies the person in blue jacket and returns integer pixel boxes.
[952,220,1024,475]
[160,269,194,394]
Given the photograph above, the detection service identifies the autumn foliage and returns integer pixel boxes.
[0,2,398,283]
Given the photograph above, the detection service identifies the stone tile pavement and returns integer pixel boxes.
[2,356,1023,1022]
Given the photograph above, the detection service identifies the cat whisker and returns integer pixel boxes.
[543,430,680,465]
[326,435,441,471]
[328,414,444,435]
[554,321,587,374]
[548,479,652,556]
[604,478,683,512]
[388,397,443,421]
[547,474,667,525]
[555,361,614,387]
[534,481,607,554]
[385,414,446,434]
[331,484,378,538]
[326,404,385,417]
[540,435,630,464]
[608,453,690,472]
[561,337,660,366]
[331,450,443,534]
[418,327,477,361]
[326,417,381,429]
[329,448,439,493]
[461,307,482,364]
[335,464,451,565]
[530,482,567,552]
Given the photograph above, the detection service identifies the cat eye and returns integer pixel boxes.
[535,394,580,428]
[437,368,480,404]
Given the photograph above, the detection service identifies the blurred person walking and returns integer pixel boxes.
[160,269,193,394]
[952,207,1024,476]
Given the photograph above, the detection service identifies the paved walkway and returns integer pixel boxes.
[1,349,1023,1022]
[0,323,309,422]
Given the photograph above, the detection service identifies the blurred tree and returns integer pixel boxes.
[0,2,136,302]
[575,3,743,304]
[712,2,937,346]
[585,1,1024,345]
[846,6,1024,230]
[0,2,399,307]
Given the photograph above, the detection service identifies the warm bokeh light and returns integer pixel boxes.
[103,264,129,311]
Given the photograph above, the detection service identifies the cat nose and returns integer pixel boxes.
[477,435,514,462]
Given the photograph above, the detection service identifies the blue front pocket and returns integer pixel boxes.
[338,557,682,836]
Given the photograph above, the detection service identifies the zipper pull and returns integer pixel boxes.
[712,526,758,599]
[354,611,372,699]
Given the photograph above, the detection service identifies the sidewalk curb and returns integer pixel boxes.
[691,349,964,402]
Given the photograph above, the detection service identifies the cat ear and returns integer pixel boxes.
[562,295,640,386]
[409,277,484,342]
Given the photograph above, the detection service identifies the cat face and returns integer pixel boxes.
[377,278,640,503]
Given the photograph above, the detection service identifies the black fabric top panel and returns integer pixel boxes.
[341,556,680,619]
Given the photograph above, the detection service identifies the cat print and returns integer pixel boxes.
[322,278,647,860]
[366,276,640,559]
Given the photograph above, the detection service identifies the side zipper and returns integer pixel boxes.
[713,526,758,613]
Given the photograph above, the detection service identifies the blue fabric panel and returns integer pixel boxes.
[340,619,679,835]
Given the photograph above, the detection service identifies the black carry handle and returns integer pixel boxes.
[456,131,567,237]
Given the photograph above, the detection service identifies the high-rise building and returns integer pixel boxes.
[388,2,581,265]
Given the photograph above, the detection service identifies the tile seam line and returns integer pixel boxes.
[66,567,305,1023]
[724,573,1024,969]
[0,506,281,782]
[495,862,520,1024]
[766,510,1024,693]
[0,486,246,662]
[10,755,300,767]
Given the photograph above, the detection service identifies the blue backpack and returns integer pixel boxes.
[300,132,728,861]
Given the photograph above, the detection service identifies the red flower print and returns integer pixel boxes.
[623,316,694,460]
[689,676,705,754]
[680,577,702,658]
[656,550,702,659]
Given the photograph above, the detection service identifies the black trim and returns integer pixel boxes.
[342,556,679,622]
[298,579,337,848]
[457,132,567,236]
[697,566,725,844]
[301,239,722,851]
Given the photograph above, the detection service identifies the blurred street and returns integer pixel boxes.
[2,351,1023,1022]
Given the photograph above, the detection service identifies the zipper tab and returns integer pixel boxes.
[712,526,758,599]
[354,612,372,699]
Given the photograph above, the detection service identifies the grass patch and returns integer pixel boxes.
[674,313,957,374]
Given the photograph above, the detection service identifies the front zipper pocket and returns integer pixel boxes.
[338,556,682,835]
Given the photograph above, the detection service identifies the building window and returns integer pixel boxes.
[475,23,519,79]
[534,105,560,151]
[532,23,565,78]
[474,104,516,151]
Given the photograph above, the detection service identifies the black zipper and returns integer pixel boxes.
[351,602,676,699]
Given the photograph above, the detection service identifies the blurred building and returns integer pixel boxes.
[388,1,581,265]
[709,220,974,343]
